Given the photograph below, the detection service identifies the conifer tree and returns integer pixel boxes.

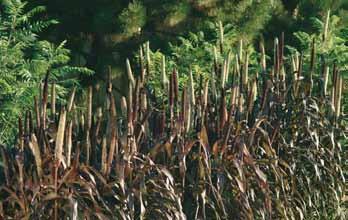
[27,0,283,78]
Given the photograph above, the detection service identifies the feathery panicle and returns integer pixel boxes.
[203,80,209,110]
[28,133,43,179]
[221,58,227,89]
[219,89,227,131]
[225,51,232,84]
[51,82,56,119]
[291,55,297,78]
[146,41,151,78]
[67,87,76,112]
[66,121,73,167]
[140,90,147,112]
[235,54,240,79]
[260,41,266,72]
[87,86,93,130]
[121,96,128,117]
[219,21,224,53]
[162,55,169,88]
[213,46,218,66]
[173,69,179,104]
[101,136,107,175]
[239,39,243,61]
[334,71,342,118]
[211,67,218,101]
[18,117,23,151]
[189,71,195,105]
[107,66,113,93]
[323,66,329,96]
[41,73,50,130]
[323,10,330,41]
[274,37,279,75]
[247,79,257,115]
[126,58,136,87]
[34,96,40,129]
[55,108,66,165]
[139,45,145,75]
[242,52,249,88]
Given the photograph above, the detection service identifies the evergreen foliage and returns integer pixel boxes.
[26,0,282,79]
[0,0,93,144]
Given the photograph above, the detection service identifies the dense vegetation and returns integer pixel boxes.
[25,0,348,80]
[0,0,93,144]
[0,0,347,219]
[1,23,347,218]
[1,0,348,145]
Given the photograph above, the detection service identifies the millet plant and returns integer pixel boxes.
[0,16,347,220]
